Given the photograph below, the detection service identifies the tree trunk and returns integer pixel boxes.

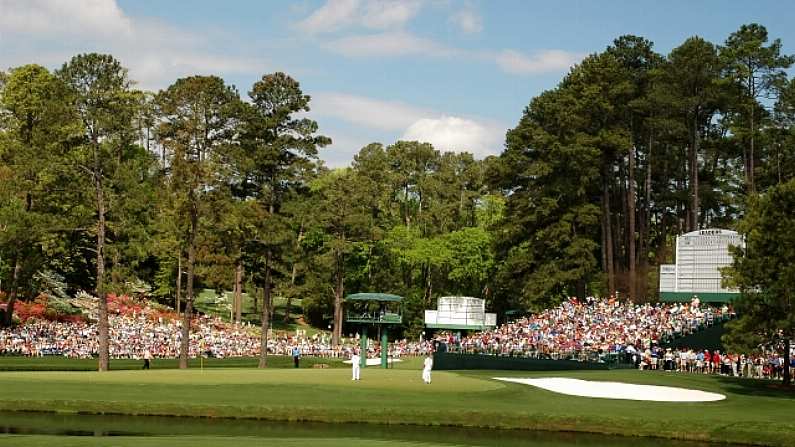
[175,253,182,314]
[777,143,782,184]
[749,104,755,194]
[600,214,608,274]
[424,263,433,307]
[258,251,272,368]
[691,115,700,231]
[602,163,616,298]
[285,222,304,324]
[253,290,258,314]
[640,133,653,302]
[332,247,344,346]
[284,266,295,325]
[404,183,410,227]
[783,337,791,386]
[628,145,637,302]
[618,159,627,276]
[1,255,20,327]
[95,149,110,372]
[234,261,243,323]
[178,198,197,369]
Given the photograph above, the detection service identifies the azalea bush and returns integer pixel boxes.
[11,298,85,323]
[107,293,144,316]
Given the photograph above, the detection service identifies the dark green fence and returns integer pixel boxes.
[433,352,612,371]
[662,320,728,351]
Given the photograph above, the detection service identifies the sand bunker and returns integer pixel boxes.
[493,377,725,402]
[343,358,403,366]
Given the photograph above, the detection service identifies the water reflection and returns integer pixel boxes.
[0,411,715,447]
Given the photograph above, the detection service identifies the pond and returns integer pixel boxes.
[0,411,721,447]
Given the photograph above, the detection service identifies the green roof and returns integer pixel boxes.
[345,293,403,303]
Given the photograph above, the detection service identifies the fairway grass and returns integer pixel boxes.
[0,368,793,446]
[0,435,454,447]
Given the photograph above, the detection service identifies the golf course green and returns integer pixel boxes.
[0,357,793,446]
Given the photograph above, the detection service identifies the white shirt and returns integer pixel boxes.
[423,357,433,370]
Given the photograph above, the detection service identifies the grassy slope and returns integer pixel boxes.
[194,289,322,335]
[0,366,793,446]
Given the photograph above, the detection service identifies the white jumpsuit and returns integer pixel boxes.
[351,354,361,380]
[422,356,433,383]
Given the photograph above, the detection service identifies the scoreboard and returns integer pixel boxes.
[659,229,743,302]
[424,296,497,330]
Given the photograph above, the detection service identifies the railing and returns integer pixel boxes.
[440,343,635,368]
[345,312,401,324]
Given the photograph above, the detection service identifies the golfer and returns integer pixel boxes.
[143,349,151,370]
[422,353,433,384]
[351,349,361,381]
[292,345,301,368]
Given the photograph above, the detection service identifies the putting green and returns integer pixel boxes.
[0,368,501,391]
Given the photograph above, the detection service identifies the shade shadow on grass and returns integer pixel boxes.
[715,375,795,399]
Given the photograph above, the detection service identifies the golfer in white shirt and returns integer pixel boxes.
[351,350,361,381]
[422,353,433,384]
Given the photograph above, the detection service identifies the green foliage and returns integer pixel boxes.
[0,64,82,326]
[723,179,795,348]
[31,270,69,301]
[444,227,494,293]
[491,72,605,310]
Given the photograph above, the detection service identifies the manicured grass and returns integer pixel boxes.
[0,355,347,371]
[0,367,793,445]
[0,436,451,447]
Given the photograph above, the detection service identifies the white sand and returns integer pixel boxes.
[493,377,726,402]
[343,358,403,366]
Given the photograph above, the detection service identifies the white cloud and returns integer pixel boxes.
[495,49,581,75]
[311,92,505,159]
[297,0,423,34]
[296,0,361,34]
[324,31,457,57]
[0,0,133,38]
[0,0,269,91]
[450,6,482,34]
[311,92,429,131]
[402,116,504,158]
[362,0,424,29]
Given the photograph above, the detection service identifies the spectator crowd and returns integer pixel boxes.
[446,297,732,359]
[632,345,794,380]
[2,295,792,381]
[0,298,432,360]
[439,296,794,381]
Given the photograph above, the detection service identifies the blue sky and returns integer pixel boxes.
[2,1,794,167]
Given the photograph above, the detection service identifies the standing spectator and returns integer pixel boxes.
[292,345,301,368]
[664,348,674,371]
[422,353,433,384]
[351,349,361,381]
